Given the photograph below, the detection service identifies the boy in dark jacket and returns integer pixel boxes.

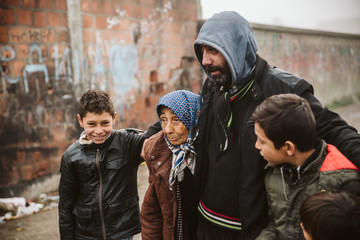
[59,89,145,240]
[251,94,360,240]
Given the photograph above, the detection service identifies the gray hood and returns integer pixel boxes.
[194,11,258,87]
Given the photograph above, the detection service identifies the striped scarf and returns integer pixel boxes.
[213,77,255,153]
[165,131,198,189]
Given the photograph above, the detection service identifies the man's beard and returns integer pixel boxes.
[205,65,232,89]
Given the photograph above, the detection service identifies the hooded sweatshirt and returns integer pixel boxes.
[194,11,257,88]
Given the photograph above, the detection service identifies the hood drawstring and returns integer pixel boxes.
[280,165,303,201]
[280,166,289,201]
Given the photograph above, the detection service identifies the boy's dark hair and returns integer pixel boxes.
[251,93,315,152]
[299,191,360,240]
[78,89,115,119]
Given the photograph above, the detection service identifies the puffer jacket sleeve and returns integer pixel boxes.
[255,205,278,240]
[58,153,78,240]
[141,138,164,240]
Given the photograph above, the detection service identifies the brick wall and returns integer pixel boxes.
[0,0,78,198]
[1,2,359,199]
[75,0,201,129]
[0,0,200,198]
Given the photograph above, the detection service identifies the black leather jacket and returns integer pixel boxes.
[59,129,144,240]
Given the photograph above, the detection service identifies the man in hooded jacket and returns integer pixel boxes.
[193,11,360,239]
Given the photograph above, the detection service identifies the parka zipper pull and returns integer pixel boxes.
[297,166,301,180]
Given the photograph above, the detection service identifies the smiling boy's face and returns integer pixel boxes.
[77,111,116,144]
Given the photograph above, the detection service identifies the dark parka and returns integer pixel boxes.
[196,55,360,239]
[141,131,199,240]
[59,129,144,240]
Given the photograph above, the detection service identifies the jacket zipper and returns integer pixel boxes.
[176,183,183,240]
[96,148,106,240]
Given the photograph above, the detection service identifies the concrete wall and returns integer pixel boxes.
[252,24,360,105]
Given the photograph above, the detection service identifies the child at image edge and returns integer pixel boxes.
[251,93,360,240]
[299,191,360,240]
[59,89,147,240]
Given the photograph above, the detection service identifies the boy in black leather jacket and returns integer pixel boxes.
[59,89,144,240]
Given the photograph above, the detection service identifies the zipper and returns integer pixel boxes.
[176,183,183,240]
[96,148,106,240]
[280,166,289,201]
[297,166,301,180]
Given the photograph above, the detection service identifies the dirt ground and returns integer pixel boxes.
[0,163,149,240]
[0,102,359,240]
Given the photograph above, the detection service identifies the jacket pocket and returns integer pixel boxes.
[106,155,128,169]
[72,205,95,236]
[106,195,140,230]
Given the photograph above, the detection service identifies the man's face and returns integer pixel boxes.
[200,45,231,87]
[77,111,116,144]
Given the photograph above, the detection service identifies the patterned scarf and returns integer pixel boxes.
[156,90,202,190]
[213,76,256,153]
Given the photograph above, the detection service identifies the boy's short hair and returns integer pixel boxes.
[299,191,360,240]
[251,93,315,152]
[78,89,115,119]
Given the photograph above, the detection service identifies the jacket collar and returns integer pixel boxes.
[266,140,326,201]
[80,130,115,150]
[250,54,268,100]
[265,140,326,179]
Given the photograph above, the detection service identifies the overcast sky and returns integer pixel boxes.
[201,0,360,34]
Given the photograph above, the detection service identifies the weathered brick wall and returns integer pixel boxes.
[1,3,359,199]
[0,0,78,199]
[76,0,201,129]
[0,0,200,199]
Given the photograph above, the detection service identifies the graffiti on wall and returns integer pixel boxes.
[0,0,180,117]
[82,0,175,114]
[23,44,49,93]
[109,44,138,95]
[0,44,76,94]
[54,45,75,85]
[0,46,20,84]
